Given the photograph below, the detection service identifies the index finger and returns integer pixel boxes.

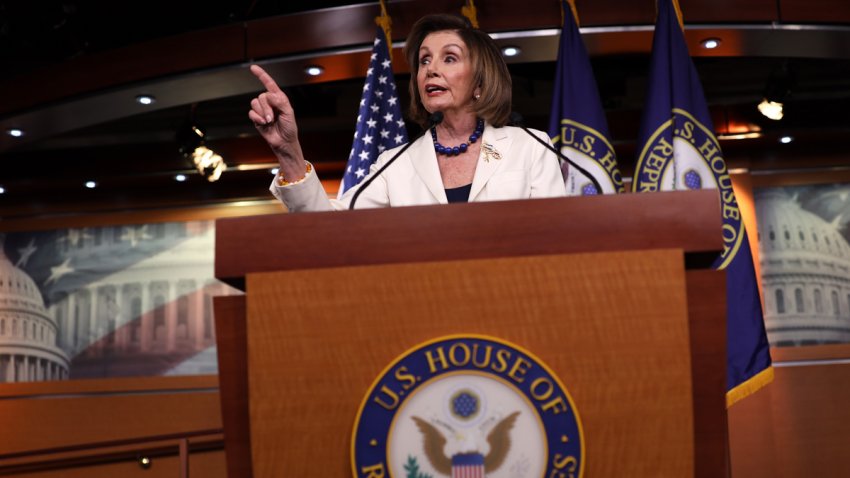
[250,64,283,94]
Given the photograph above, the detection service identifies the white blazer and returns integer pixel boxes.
[270,123,566,212]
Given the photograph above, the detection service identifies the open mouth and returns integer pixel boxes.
[425,85,447,94]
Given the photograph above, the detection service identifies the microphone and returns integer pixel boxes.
[349,112,444,210]
[509,112,603,195]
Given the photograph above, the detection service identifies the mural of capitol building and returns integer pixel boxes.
[0,222,237,382]
[0,239,70,382]
[755,187,850,346]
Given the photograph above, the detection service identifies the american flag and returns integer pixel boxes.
[339,25,408,197]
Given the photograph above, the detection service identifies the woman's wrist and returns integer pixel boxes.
[276,161,312,186]
[273,141,308,183]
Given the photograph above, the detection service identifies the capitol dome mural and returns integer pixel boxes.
[0,236,70,382]
[0,221,240,382]
[755,186,850,346]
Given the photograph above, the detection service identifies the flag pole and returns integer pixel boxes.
[563,0,580,27]
[338,2,409,198]
[376,0,393,59]
[663,0,685,31]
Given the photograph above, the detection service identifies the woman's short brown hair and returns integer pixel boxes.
[404,14,512,128]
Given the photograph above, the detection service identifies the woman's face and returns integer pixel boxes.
[417,30,476,117]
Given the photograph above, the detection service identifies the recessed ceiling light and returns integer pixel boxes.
[501,46,521,57]
[85,180,97,189]
[136,95,156,105]
[701,38,721,49]
[780,135,793,144]
[305,65,324,76]
[0,186,5,194]
[7,128,24,137]
[175,174,187,182]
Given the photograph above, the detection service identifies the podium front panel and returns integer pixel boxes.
[243,249,695,477]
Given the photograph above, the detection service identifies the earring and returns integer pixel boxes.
[474,92,481,100]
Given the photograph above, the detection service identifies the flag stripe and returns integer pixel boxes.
[452,465,484,478]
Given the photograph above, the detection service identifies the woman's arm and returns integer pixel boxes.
[249,65,310,186]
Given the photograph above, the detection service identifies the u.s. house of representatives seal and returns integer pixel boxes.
[633,107,744,269]
[351,335,584,478]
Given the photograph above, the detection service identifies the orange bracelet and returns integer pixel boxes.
[277,162,312,186]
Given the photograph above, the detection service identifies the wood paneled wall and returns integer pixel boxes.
[0,376,224,477]
[729,356,850,477]
[1,313,849,477]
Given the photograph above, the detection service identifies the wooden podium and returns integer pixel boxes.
[214,190,727,478]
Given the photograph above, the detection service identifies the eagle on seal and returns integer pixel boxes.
[411,411,520,476]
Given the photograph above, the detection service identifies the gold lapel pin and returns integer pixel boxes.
[481,142,502,163]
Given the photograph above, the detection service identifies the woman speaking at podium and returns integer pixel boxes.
[249,14,566,211]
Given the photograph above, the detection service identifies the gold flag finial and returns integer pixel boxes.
[561,0,580,27]
[375,0,394,60]
[461,0,479,29]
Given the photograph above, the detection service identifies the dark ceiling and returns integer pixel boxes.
[0,1,370,78]
[1,0,850,224]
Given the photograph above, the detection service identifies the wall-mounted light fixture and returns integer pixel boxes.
[757,99,784,121]
[176,108,227,182]
[191,146,226,182]
[758,62,795,121]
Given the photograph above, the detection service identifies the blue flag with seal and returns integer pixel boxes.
[339,24,408,197]
[632,0,772,406]
[547,0,624,195]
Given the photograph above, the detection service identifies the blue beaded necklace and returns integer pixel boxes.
[431,119,485,156]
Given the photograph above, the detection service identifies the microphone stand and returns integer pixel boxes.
[510,112,604,195]
[349,112,444,210]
